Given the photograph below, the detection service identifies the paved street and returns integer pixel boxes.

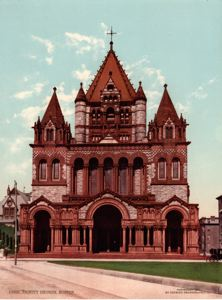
[0,259,220,299]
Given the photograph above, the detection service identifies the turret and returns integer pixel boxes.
[33,87,71,145]
[75,82,87,143]
[134,81,147,142]
[148,84,187,143]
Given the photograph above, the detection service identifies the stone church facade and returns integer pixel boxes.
[19,39,199,256]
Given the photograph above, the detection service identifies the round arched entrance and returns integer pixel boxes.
[165,210,183,253]
[34,210,51,253]
[93,205,122,253]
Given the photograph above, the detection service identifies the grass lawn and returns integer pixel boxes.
[50,261,222,284]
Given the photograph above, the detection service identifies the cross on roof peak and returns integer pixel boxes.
[107,26,117,50]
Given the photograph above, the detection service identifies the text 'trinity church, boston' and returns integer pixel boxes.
[19,32,199,257]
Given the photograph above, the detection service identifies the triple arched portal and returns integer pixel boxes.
[33,204,185,255]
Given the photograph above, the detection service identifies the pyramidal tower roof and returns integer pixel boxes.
[155,84,179,124]
[41,87,65,127]
[86,43,136,101]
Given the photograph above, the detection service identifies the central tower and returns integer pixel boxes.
[75,40,147,144]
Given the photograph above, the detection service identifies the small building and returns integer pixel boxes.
[0,186,31,250]
[199,216,219,255]
[216,195,222,248]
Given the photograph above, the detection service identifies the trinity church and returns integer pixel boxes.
[19,36,199,256]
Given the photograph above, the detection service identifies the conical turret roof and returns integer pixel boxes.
[155,84,179,124]
[75,82,87,102]
[135,81,147,100]
[41,87,65,127]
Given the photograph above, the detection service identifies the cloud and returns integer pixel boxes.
[33,82,45,94]
[57,82,78,103]
[20,105,43,127]
[31,35,54,54]
[190,86,208,100]
[72,64,92,82]
[100,22,109,34]
[146,90,161,101]
[144,67,165,86]
[9,137,32,153]
[45,57,53,65]
[176,102,190,114]
[65,32,105,54]
[28,55,37,60]
[14,82,46,100]
[14,90,33,100]
[125,58,150,78]
[6,159,31,175]
[207,78,216,85]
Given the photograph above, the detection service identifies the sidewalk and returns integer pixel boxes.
[1,259,220,299]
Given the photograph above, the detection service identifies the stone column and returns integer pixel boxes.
[51,227,54,251]
[183,227,187,253]
[89,227,93,253]
[147,227,150,246]
[129,227,132,246]
[83,227,86,245]
[84,166,88,195]
[66,227,69,245]
[30,226,34,253]
[135,226,142,246]
[99,165,104,192]
[114,165,118,193]
[162,228,166,252]
[128,164,133,194]
[154,227,158,246]
[72,226,77,246]
[121,227,126,252]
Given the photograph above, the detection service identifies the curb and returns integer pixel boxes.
[68,265,222,295]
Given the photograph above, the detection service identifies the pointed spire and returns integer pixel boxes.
[135,81,147,100]
[155,84,179,124]
[75,82,87,102]
[41,87,65,127]
[7,185,10,195]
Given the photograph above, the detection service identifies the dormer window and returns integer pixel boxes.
[107,84,114,91]
[165,126,173,139]
[106,107,115,122]
[46,129,54,141]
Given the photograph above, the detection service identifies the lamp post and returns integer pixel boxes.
[14,180,18,265]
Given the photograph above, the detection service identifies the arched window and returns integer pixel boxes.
[89,158,99,195]
[104,158,114,190]
[158,158,166,179]
[165,126,173,139]
[52,159,60,180]
[73,158,84,195]
[106,107,115,122]
[39,159,47,180]
[172,158,180,179]
[97,109,101,121]
[118,158,128,194]
[46,129,54,141]
[133,157,144,195]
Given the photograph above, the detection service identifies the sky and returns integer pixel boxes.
[0,0,221,218]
